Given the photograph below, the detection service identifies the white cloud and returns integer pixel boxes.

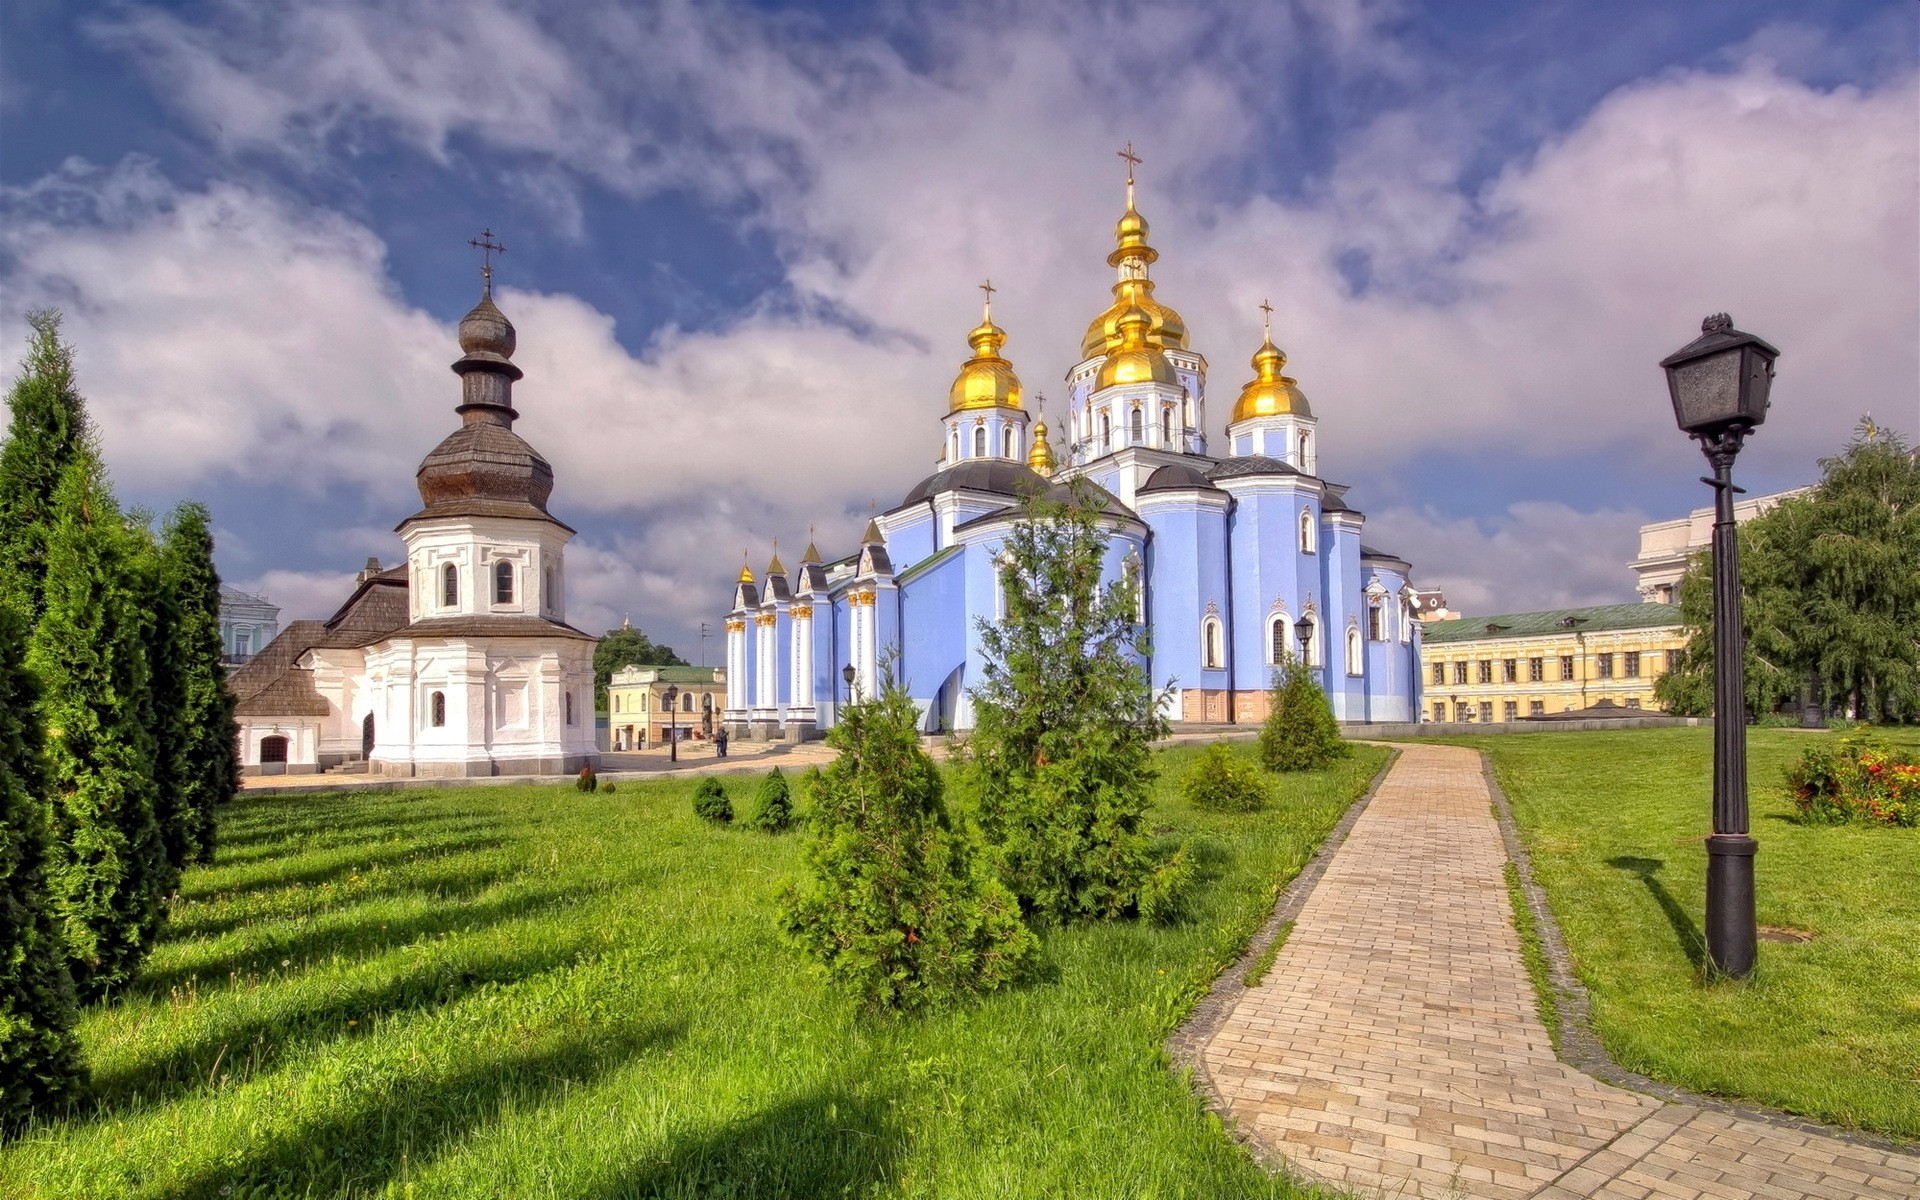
[1366,501,1648,616]
[12,2,1915,647]
[231,567,362,623]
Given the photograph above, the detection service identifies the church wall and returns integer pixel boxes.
[367,637,595,777]
[1322,520,1366,720]
[885,507,938,568]
[900,547,967,734]
[402,516,570,625]
[1136,495,1228,705]
[236,718,321,775]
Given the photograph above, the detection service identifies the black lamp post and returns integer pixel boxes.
[1294,616,1312,669]
[1660,312,1779,980]
[663,684,679,764]
[841,662,857,706]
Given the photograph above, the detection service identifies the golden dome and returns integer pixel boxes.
[948,315,1025,414]
[1231,336,1312,423]
[1096,306,1179,389]
[1081,280,1189,359]
[1027,419,1056,475]
[737,554,754,584]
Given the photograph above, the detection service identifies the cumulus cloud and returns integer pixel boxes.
[8,1,1912,649]
[1366,502,1649,617]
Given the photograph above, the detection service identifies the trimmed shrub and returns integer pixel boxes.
[575,765,597,793]
[599,780,616,794]
[747,767,793,833]
[693,777,732,824]
[1257,660,1350,773]
[1786,740,1919,826]
[1183,743,1271,812]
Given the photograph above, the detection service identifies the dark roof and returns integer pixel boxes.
[1423,603,1683,645]
[1522,699,1668,722]
[857,545,894,576]
[1139,463,1222,494]
[230,621,333,716]
[763,574,792,603]
[611,665,725,685]
[951,476,1139,534]
[794,563,829,593]
[1207,455,1304,482]
[321,569,411,644]
[899,459,1051,507]
[402,421,571,531]
[399,616,595,641]
[1359,545,1410,567]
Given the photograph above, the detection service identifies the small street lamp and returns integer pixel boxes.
[1293,616,1312,668]
[663,684,680,764]
[1660,312,1779,980]
[841,662,857,706]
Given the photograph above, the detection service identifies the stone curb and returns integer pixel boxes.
[1165,745,1401,1183]
[1477,752,1918,1159]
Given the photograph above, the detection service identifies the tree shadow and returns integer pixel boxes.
[1606,855,1706,972]
[135,878,587,997]
[87,934,591,1118]
[577,1089,903,1199]
[164,855,520,944]
[155,1018,683,1200]
[210,809,501,866]
[182,831,508,902]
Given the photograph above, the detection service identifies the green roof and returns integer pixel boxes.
[1422,602,1682,645]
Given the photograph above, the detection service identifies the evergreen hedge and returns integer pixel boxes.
[1257,660,1349,773]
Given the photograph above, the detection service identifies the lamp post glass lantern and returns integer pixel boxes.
[1661,313,1778,980]
[1294,616,1312,666]
[663,684,679,763]
[841,662,857,706]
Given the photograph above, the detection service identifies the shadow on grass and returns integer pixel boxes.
[135,878,586,997]
[181,831,508,902]
[210,809,503,866]
[580,1090,902,1199]
[88,935,591,1118]
[164,854,522,944]
[1607,856,1706,972]
[153,1018,682,1200]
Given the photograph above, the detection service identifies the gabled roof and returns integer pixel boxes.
[1422,603,1684,645]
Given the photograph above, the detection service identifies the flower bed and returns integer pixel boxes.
[1784,739,1920,827]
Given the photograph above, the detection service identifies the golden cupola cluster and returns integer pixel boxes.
[1231,306,1312,423]
[947,283,1025,414]
[1080,149,1190,360]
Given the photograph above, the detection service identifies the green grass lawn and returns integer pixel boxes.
[1,742,1387,1199]
[1457,726,1920,1142]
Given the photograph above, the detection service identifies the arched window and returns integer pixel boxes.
[430,691,446,727]
[441,563,458,608]
[565,692,576,726]
[950,430,959,461]
[1401,600,1415,643]
[1202,616,1224,669]
[1100,411,1111,447]
[1182,393,1193,429]
[1346,627,1364,676]
[682,691,694,713]
[258,735,288,764]
[494,560,513,604]
[1299,431,1311,469]
[1161,407,1172,445]
[1367,599,1385,641]
[1129,406,1144,443]
[1002,427,1013,458]
[1299,509,1316,554]
[974,426,986,457]
[1269,614,1291,665]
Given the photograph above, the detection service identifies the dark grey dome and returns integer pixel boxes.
[1140,463,1222,493]
[1208,455,1303,481]
[901,459,1051,506]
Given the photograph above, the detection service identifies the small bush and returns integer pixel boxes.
[1257,660,1350,773]
[1183,743,1270,812]
[1786,740,1919,826]
[599,780,616,794]
[747,767,793,832]
[575,765,597,793]
[692,777,732,823]
[1137,844,1197,924]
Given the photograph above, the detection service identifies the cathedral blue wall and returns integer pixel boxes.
[899,549,966,730]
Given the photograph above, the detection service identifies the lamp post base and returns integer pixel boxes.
[1705,833,1758,979]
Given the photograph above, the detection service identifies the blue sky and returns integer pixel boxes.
[3,0,1915,654]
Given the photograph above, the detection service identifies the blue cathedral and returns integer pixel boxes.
[723,162,1423,738]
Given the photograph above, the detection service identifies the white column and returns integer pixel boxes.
[859,590,879,698]
[726,619,746,711]
[792,610,813,709]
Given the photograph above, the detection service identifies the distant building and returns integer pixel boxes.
[218,585,280,665]
[1419,603,1685,723]
[1628,487,1810,604]
[607,666,727,750]
[1412,588,1457,623]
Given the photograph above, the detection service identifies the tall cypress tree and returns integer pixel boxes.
[0,601,86,1132]
[29,450,171,1000]
[157,503,236,866]
[0,312,91,624]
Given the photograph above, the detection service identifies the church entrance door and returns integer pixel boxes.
[259,736,288,764]
[362,712,376,758]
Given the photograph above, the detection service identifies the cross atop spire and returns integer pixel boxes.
[1118,141,1141,185]
[467,227,506,297]
[1259,298,1274,339]
[979,277,996,321]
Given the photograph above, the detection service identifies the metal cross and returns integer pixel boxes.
[1118,141,1142,184]
[979,278,996,319]
[467,228,506,295]
[1259,298,1273,337]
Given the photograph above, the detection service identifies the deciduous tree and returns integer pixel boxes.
[593,624,688,709]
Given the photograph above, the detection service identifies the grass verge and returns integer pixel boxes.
[1454,726,1920,1141]
[1,741,1387,1197]
[1501,861,1560,1051]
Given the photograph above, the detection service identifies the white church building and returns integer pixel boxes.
[230,275,599,778]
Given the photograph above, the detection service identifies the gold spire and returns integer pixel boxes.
[1027,393,1056,475]
[737,550,754,584]
[801,525,821,565]
[1231,302,1312,422]
[948,280,1025,413]
[767,539,785,577]
[1081,143,1187,358]
[1096,304,1178,389]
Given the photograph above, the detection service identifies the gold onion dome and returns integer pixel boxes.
[1027,418,1056,475]
[948,312,1025,414]
[1096,305,1179,389]
[1231,334,1312,422]
[1081,193,1188,358]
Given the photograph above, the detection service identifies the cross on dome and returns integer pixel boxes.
[979,277,996,320]
[1259,298,1274,338]
[467,227,506,297]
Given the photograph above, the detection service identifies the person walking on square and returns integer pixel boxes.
[716,728,729,758]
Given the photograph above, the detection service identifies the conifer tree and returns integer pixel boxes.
[962,479,1190,924]
[0,312,91,624]
[29,451,171,999]
[1257,658,1349,772]
[782,672,1037,1014]
[155,504,237,866]
[0,601,85,1132]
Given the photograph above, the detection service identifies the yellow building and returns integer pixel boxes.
[1418,603,1685,724]
[607,665,726,750]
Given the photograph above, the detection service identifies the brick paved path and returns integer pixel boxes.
[1201,743,1920,1199]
